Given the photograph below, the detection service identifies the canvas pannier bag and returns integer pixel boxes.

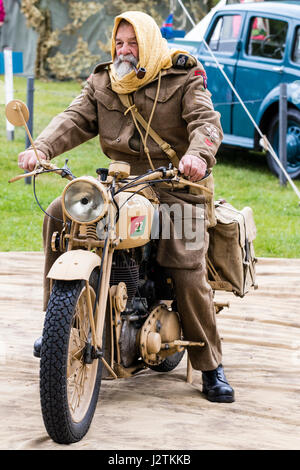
[187,170,217,228]
[207,200,258,297]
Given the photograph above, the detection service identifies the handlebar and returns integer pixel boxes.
[117,167,212,195]
[9,161,212,195]
[9,159,74,184]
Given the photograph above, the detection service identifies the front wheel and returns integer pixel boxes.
[40,277,103,444]
[266,109,300,179]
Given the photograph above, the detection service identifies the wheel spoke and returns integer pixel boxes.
[77,292,90,342]
[67,284,99,422]
[68,363,86,412]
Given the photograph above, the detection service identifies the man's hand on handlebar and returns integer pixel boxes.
[18,149,47,172]
[178,154,207,182]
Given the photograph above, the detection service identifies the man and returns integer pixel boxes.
[18,11,234,403]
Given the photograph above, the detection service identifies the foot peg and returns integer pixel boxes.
[33,336,42,358]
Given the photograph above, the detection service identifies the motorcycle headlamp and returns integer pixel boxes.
[62,177,108,224]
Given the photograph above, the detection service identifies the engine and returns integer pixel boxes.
[109,246,177,368]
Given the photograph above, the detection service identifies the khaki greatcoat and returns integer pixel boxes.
[34,61,222,174]
[37,59,224,371]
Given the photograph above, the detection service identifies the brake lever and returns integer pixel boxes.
[9,166,45,183]
[9,159,74,183]
[60,159,76,180]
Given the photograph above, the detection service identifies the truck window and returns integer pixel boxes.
[247,17,288,60]
[292,27,300,64]
[208,15,242,54]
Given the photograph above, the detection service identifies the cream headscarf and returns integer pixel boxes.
[109,11,174,94]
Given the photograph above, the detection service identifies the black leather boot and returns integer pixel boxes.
[33,336,43,358]
[202,364,235,403]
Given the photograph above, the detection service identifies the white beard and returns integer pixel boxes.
[114,54,138,78]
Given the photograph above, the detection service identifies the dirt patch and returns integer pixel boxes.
[0,252,299,450]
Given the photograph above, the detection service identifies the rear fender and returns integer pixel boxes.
[47,249,101,281]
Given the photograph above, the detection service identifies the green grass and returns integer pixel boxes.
[0,77,299,257]
[214,149,300,257]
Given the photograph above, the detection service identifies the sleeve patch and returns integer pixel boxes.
[172,52,197,69]
[194,69,207,88]
[205,124,219,142]
[175,54,189,68]
[205,138,213,147]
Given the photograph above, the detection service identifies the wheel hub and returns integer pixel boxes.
[286,125,300,166]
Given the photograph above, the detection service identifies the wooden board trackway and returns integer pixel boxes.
[0,252,299,450]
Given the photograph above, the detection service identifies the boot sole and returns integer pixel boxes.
[204,393,235,403]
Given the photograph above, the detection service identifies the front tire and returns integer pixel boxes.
[266,109,300,179]
[40,277,103,444]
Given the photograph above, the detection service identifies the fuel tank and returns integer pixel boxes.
[98,191,157,249]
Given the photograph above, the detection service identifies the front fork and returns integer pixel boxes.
[86,244,118,379]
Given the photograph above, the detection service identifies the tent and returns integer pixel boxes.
[0,0,208,79]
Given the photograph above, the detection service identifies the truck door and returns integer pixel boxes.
[199,12,244,135]
[232,14,289,141]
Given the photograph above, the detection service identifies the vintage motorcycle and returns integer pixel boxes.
[6,100,256,444]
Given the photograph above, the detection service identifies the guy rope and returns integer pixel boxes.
[177,0,300,204]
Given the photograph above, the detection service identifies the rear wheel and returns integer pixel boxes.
[149,349,185,373]
[266,108,300,179]
[40,275,103,444]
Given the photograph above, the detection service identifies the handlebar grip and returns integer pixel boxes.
[9,171,37,183]
[9,160,73,183]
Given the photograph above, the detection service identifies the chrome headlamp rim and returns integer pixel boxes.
[62,176,109,224]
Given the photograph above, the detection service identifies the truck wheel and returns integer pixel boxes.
[266,108,300,179]
[149,349,185,372]
[40,274,103,444]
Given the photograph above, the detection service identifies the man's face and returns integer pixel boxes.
[114,22,139,78]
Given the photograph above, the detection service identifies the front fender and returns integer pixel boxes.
[257,83,300,127]
[257,86,281,126]
[47,249,101,281]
